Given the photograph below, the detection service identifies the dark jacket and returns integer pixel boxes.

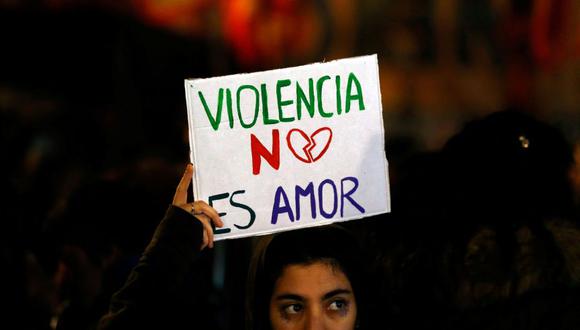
[98,205,207,329]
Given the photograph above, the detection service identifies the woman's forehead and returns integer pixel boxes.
[272,261,353,298]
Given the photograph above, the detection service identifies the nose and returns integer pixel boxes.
[304,307,325,330]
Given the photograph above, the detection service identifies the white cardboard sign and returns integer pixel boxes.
[185,54,390,240]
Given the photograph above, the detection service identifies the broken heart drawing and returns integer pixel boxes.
[286,127,333,163]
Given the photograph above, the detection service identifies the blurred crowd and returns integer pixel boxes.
[1,1,580,329]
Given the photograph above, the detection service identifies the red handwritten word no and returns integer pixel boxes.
[251,127,333,175]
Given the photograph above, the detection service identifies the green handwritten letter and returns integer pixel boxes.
[346,73,365,113]
[198,89,224,131]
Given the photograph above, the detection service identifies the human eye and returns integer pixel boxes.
[328,299,348,312]
[282,303,303,315]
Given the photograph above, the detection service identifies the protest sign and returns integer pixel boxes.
[184,54,390,240]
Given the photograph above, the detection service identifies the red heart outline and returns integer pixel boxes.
[286,127,333,163]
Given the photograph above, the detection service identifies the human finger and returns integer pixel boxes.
[194,213,215,249]
[192,201,223,228]
[173,164,193,205]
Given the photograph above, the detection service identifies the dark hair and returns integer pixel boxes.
[437,109,577,307]
[245,225,365,330]
[441,109,575,223]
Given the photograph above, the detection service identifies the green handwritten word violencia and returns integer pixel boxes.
[197,73,365,131]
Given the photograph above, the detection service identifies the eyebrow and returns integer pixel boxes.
[274,294,304,301]
[274,289,353,302]
[322,289,353,300]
